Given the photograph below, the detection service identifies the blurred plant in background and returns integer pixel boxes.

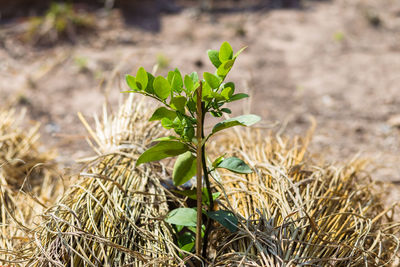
[156,53,170,70]
[24,2,95,45]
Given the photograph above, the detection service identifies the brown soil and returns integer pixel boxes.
[1,0,399,201]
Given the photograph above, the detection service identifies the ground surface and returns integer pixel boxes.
[0,0,399,201]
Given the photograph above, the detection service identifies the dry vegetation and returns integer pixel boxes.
[212,130,400,266]
[0,108,62,264]
[0,95,398,266]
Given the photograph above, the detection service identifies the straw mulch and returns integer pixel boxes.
[29,95,185,266]
[0,108,61,265]
[1,96,399,266]
[0,109,57,193]
[210,129,400,266]
[0,171,30,264]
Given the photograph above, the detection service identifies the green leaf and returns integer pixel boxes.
[207,210,238,232]
[183,124,195,141]
[170,96,187,113]
[135,67,148,90]
[153,136,179,142]
[217,157,252,174]
[188,225,205,238]
[224,82,235,92]
[175,224,184,233]
[211,91,225,102]
[145,72,155,94]
[217,59,235,77]
[210,111,222,117]
[221,86,233,100]
[171,69,183,93]
[212,192,221,201]
[212,114,261,134]
[221,108,231,114]
[207,49,222,68]
[153,76,171,100]
[136,141,188,165]
[202,82,213,101]
[184,75,194,92]
[173,117,184,136]
[165,208,197,227]
[177,232,195,252]
[228,93,249,102]
[173,116,182,126]
[212,155,225,168]
[189,72,199,83]
[161,118,174,129]
[167,71,175,84]
[219,42,233,62]
[186,98,197,114]
[201,188,221,206]
[203,72,221,89]
[126,74,138,91]
[149,107,177,121]
[233,46,247,59]
[173,151,197,186]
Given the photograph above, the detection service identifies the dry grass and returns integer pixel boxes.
[1,97,399,266]
[0,109,57,193]
[210,128,400,266]
[28,95,186,266]
[0,108,61,265]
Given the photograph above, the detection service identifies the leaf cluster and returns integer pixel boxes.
[126,42,258,183]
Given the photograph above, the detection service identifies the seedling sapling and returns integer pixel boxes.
[125,41,260,261]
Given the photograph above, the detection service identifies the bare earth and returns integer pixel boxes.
[0,0,399,201]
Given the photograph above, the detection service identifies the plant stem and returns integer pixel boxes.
[201,113,213,212]
[195,82,203,259]
[201,104,213,259]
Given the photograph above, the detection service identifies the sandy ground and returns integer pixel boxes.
[1,0,400,201]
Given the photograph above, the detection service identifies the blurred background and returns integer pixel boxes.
[0,0,399,192]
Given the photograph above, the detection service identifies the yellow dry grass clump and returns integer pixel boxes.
[0,108,60,265]
[0,109,57,192]
[211,128,400,266]
[28,95,184,266]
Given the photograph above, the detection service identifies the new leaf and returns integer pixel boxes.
[217,59,235,77]
[208,49,222,68]
[219,42,233,62]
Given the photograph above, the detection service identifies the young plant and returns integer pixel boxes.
[125,41,260,261]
